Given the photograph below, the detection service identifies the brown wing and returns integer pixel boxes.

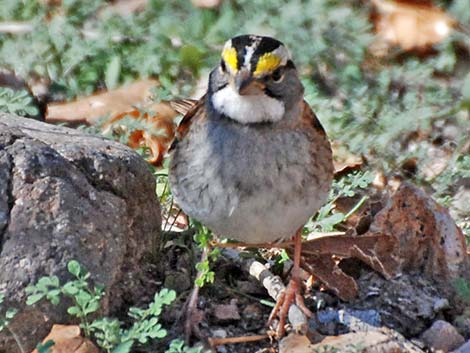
[301,100,334,186]
[169,95,206,151]
[300,100,327,136]
[169,98,199,116]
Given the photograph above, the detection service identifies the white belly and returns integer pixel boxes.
[170,118,330,243]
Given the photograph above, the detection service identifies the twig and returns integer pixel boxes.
[343,195,368,220]
[243,257,308,333]
[247,259,286,301]
[224,284,269,303]
[208,334,269,346]
[6,326,26,353]
[220,248,309,332]
[306,231,346,241]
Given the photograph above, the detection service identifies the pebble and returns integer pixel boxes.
[421,320,465,352]
[213,299,241,322]
[433,298,450,312]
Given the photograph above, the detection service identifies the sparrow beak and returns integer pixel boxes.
[234,69,264,96]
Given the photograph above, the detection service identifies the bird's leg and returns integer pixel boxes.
[267,229,313,337]
[184,283,203,342]
[183,246,209,343]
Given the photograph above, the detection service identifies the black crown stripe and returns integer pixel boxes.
[230,35,285,71]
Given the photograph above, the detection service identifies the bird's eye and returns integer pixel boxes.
[220,60,227,73]
[271,67,284,82]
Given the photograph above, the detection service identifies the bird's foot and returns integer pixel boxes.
[267,278,313,338]
[183,286,205,343]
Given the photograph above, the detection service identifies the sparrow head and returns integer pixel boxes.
[208,35,304,124]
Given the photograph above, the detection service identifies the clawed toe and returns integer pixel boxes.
[267,278,312,337]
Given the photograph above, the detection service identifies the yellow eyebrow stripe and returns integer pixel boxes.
[254,53,281,77]
[222,47,238,72]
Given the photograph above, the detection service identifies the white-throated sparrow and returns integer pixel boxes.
[169,34,334,337]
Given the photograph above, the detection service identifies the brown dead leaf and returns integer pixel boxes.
[46,79,163,124]
[293,233,399,301]
[190,0,223,9]
[331,141,364,177]
[297,183,467,301]
[31,324,99,353]
[39,0,61,5]
[98,0,148,17]
[102,107,177,166]
[279,334,312,353]
[46,79,181,166]
[371,0,456,54]
[213,299,241,322]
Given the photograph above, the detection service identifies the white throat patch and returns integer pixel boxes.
[211,85,285,124]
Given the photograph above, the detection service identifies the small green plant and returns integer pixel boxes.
[0,293,25,353]
[313,343,363,353]
[89,288,176,353]
[313,345,339,353]
[0,87,39,116]
[25,260,187,353]
[165,339,204,353]
[193,222,220,287]
[307,170,374,233]
[36,340,54,353]
[0,293,17,333]
[26,260,104,336]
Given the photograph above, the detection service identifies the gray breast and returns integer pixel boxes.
[169,117,331,243]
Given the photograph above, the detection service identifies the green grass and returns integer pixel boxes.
[1,1,469,349]
[1,0,468,244]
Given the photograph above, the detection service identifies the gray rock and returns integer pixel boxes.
[0,114,161,353]
[421,320,465,352]
[451,340,470,353]
[354,272,445,336]
[306,328,426,353]
[313,307,381,334]
[338,309,381,331]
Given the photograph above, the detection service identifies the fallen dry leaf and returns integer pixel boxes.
[190,0,223,9]
[46,79,163,124]
[279,334,312,353]
[294,233,399,301]
[296,182,467,301]
[331,141,364,177]
[371,0,456,54]
[38,0,62,5]
[46,79,181,166]
[213,299,241,321]
[31,324,99,353]
[99,0,148,17]
[102,107,177,166]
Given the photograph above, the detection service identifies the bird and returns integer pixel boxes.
[169,34,334,337]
